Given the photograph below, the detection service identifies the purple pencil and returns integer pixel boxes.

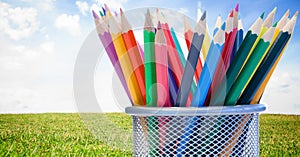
[92,10,133,103]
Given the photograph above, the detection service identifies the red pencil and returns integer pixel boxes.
[120,9,146,105]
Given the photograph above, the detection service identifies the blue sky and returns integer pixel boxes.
[0,0,299,114]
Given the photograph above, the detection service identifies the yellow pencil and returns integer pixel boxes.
[106,7,144,106]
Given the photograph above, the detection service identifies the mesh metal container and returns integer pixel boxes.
[125,104,266,156]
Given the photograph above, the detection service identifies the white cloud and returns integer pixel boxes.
[0,37,76,114]
[0,2,39,40]
[20,0,55,11]
[261,70,300,114]
[0,39,55,70]
[54,14,81,36]
[76,1,89,16]
[42,0,56,11]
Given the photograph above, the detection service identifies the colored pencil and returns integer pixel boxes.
[120,9,146,105]
[175,12,206,107]
[225,24,276,105]
[168,68,178,105]
[107,8,144,106]
[239,11,297,104]
[92,11,133,104]
[156,22,171,107]
[210,13,264,106]
[171,27,186,67]
[184,16,203,83]
[144,9,157,106]
[251,9,291,104]
[190,25,223,107]
[153,21,171,156]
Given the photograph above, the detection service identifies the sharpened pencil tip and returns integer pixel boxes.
[295,11,299,17]
[272,21,278,27]
[201,11,206,20]
[120,8,123,15]
[104,4,109,11]
[285,9,290,16]
[260,12,265,19]
[235,4,239,12]
[92,10,99,19]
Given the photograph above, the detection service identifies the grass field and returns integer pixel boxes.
[0,113,299,156]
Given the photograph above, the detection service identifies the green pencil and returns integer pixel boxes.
[225,24,276,105]
[144,9,159,157]
[144,9,157,106]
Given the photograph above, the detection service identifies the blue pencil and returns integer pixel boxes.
[190,28,223,107]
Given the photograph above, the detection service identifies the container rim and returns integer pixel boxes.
[125,104,266,116]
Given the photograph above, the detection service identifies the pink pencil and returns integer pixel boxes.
[155,21,171,107]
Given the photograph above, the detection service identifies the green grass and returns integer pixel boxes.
[0,113,299,156]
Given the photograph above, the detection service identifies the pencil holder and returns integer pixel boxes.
[125,104,265,156]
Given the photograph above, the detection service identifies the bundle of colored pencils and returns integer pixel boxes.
[92,4,298,108]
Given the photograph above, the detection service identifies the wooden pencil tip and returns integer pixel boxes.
[104,3,109,11]
[260,12,265,19]
[295,11,299,17]
[285,9,290,17]
[120,8,123,15]
[92,10,99,19]
[235,4,239,12]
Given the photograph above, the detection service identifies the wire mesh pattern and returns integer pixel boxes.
[131,113,259,156]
